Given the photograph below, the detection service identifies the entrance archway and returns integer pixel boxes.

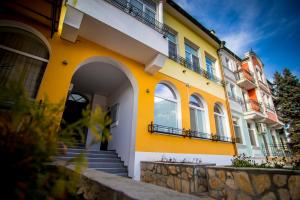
[63,56,138,177]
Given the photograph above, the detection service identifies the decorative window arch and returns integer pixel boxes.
[214,103,227,136]
[189,94,209,135]
[154,82,181,129]
[0,25,49,98]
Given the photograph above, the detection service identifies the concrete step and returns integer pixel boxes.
[58,148,116,154]
[56,156,122,163]
[94,167,128,173]
[88,162,124,168]
[63,152,119,158]
[114,172,128,177]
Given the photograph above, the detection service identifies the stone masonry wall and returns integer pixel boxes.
[61,165,204,200]
[206,166,300,200]
[140,161,215,195]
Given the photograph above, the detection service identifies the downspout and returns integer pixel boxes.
[217,41,238,156]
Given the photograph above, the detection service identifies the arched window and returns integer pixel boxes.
[214,104,226,136]
[154,83,178,128]
[0,26,49,98]
[189,95,207,134]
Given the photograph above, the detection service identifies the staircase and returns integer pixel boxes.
[56,146,128,177]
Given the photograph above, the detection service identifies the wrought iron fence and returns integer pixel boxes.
[148,122,235,143]
[265,103,276,112]
[104,0,169,35]
[169,54,225,86]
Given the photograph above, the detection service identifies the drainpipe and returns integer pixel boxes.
[217,41,238,156]
[158,0,164,23]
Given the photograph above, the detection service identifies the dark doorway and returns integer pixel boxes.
[61,93,89,145]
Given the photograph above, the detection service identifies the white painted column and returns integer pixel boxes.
[158,0,163,23]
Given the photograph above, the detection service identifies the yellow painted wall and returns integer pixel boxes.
[161,12,225,100]
[1,7,236,156]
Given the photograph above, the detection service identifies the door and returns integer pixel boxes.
[61,93,89,144]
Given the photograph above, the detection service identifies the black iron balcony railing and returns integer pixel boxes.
[234,68,256,84]
[169,54,225,86]
[227,92,244,105]
[258,79,268,88]
[265,103,275,112]
[104,0,169,35]
[242,99,263,113]
[148,122,236,143]
[261,144,293,157]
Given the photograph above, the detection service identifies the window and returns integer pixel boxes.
[247,123,257,146]
[189,95,207,134]
[185,42,200,72]
[154,83,178,128]
[225,57,230,68]
[206,56,216,79]
[233,118,242,143]
[214,104,225,136]
[0,26,49,98]
[229,83,235,98]
[167,32,177,59]
[272,135,277,146]
[249,129,257,146]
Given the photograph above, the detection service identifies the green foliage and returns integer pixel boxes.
[273,68,300,153]
[0,80,110,199]
[231,154,290,169]
[231,154,260,168]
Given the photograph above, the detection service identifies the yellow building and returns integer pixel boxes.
[0,0,236,179]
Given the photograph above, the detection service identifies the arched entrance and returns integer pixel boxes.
[62,56,138,177]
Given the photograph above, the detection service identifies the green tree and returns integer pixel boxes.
[273,68,300,153]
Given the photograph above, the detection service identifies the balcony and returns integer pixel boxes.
[227,92,243,105]
[242,100,265,120]
[235,69,256,90]
[169,54,224,86]
[261,104,283,128]
[258,80,271,94]
[61,0,169,74]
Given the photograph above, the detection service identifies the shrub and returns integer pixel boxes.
[0,80,110,199]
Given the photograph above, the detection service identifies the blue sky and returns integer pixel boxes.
[174,0,300,80]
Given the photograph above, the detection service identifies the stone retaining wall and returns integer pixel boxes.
[140,161,215,195]
[206,166,300,200]
[63,165,206,200]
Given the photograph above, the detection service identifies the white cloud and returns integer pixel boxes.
[222,31,255,56]
[175,0,194,12]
